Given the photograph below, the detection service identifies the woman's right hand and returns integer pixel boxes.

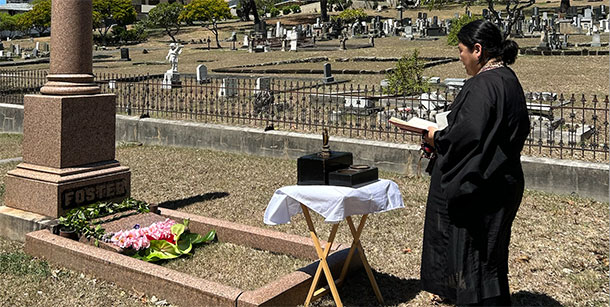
[424,126,437,147]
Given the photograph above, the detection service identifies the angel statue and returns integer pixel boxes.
[166,43,184,72]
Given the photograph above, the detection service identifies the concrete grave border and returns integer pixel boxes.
[24,208,362,307]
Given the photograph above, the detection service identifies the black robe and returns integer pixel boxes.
[420,67,530,305]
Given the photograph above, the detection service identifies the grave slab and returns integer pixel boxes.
[24,209,362,306]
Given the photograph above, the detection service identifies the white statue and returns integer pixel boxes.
[166,43,183,72]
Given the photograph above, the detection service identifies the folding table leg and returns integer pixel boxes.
[301,204,343,307]
[339,215,385,305]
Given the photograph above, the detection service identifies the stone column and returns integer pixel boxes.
[4,0,131,218]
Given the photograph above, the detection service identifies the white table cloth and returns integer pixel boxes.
[264,179,404,224]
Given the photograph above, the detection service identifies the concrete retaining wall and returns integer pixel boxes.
[1,103,607,202]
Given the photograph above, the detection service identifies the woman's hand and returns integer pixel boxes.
[423,126,437,147]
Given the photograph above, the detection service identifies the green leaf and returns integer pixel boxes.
[170,223,185,242]
[176,237,193,254]
[145,240,180,261]
[195,230,216,244]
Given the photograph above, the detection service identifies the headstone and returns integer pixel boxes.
[276,21,282,37]
[35,42,40,51]
[32,48,38,57]
[120,48,130,61]
[196,64,208,83]
[290,39,297,51]
[585,8,592,19]
[482,8,489,19]
[13,44,20,55]
[380,79,389,89]
[243,35,249,47]
[592,32,601,47]
[289,30,298,51]
[542,12,548,20]
[108,79,116,89]
[323,63,334,83]
[427,77,441,84]
[218,78,238,97]
[255,77,271,93]
[162,70,181,89]
[264,45,271,52]
[444,77,465,89]
[402,25,413,40]
[369,35,374,47]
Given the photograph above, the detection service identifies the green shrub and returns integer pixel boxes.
[384,49,429,95]
[289,5,301,13]
[334,8,367,23]
[447,14,482,46]
[282,7,291,14]
[269,7,280,17]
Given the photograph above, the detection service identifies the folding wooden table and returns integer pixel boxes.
[264,179,404,306]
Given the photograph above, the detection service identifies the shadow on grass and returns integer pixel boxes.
[157,192,230,209]
[512,290,563,306]
[305,269,421,306]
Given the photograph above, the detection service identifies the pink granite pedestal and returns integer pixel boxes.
[4,93,131,218]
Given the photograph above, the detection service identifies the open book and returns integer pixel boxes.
[388,112,450,134]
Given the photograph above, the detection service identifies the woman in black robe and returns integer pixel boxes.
[420,20,531,306]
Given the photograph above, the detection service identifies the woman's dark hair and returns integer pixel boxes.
[457,19,519,65]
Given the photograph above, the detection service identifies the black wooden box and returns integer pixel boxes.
[297,151,353,185]
[328,166,378,187]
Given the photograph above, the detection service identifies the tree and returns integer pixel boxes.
[20,0,51,35]
[560,0,570,13]
[425,0,535,39]
[384,50,429,95]
[447,14,481,46]
[180,0,231,49]
[0,13,19,38]
[147,2,184,43]
[92,0,137,45]
[332,8,367,23]
[237,0,260,24]
[321,0,329,22]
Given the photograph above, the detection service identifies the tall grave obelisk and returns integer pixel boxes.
[4,0,131,218]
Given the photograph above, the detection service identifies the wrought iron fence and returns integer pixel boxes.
[1,69,608,162]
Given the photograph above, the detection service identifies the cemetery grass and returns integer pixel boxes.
[0,133,21,160]
[1,137,606,306]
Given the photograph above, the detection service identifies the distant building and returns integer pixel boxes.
[0,2,32,15]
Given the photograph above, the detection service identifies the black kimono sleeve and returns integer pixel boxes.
[433,83,509,212]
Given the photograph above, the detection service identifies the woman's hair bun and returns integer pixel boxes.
[501,39,519,65]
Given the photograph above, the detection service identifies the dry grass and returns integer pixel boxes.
[162,242,311,290]
[0,134,22,160]
[0,137,608,306]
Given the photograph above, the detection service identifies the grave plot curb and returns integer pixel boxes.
[24,210,363,306]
